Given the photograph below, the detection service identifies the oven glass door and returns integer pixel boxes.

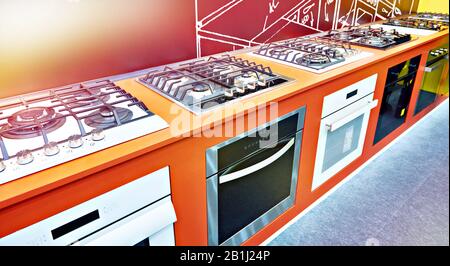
[374,56,421,144]
[216,134,300,245]
[312,95,376,190]
[374,75,415,144]
[415,58,447,115]
[206,108,305,246]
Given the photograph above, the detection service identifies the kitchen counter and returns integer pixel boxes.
[0,22,448,244]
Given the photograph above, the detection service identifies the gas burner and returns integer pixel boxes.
[298,53,331,65]
[360,37,388,45]
[1,107,66,139]
[322,47,344,58]
[234,72,259,91]
[84,106,133,129]
[185,82,214,100]
[191,82,211,93]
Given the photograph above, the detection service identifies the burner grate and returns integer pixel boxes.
[139,54,276,102]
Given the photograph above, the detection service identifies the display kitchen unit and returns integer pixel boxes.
[0,0,448,246]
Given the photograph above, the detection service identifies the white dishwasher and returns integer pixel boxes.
[0,166,177,246]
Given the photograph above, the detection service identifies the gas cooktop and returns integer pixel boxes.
[137,54,290,115]
[410,12,449,22]
[0,80,168,184]
[322,26,413,50]
[384,17,449,31]
[251,36,372,73]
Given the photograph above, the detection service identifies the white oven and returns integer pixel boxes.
[0,167,177,246]
[312,75,378,190]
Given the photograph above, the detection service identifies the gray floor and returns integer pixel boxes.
[269,101,449,246]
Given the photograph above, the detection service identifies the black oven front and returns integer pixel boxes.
[206,107,305,246]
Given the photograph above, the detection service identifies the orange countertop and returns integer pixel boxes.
[0,28,448,210]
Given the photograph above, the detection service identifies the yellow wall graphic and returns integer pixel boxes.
[418,0,449,13]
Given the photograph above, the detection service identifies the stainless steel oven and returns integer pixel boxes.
[415,45,449,115]
[206,107,305,246]
[312,75,378,190]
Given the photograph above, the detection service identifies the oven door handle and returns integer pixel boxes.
[219,137,296,184]
[424,56,448,72]
[326,99,378,132]
[75,198,177,246]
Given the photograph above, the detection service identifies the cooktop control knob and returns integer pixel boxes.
[257,78,267,86]
[236,86,246,94]
[224,89,235,98]
[0,160,5,172]
[44,142,60,156]
[246,83,257,90]
[91,128,105,141]
[68,134,83,149]
[16,150,34,165]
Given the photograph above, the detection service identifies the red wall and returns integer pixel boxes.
[0,0,418,98]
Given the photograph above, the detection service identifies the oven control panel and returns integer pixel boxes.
[429,45,449,60]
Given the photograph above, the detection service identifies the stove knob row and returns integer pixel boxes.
[68,134,83,149]
[16,150,34,165]
[0,160,5,172]
[44,142,60,156]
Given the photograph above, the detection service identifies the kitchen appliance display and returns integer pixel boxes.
[137,54,290,115]
[252,37,373,73]
[311,75,378,190]
[323,26,413,50]
[0,167,177,246]
[0,80,168,184]
[415,45,449,115]
[206,107,305,246]
[374,55,422,144]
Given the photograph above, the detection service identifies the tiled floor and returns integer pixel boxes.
[269,100,449,246]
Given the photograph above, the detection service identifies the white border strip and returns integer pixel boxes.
[260,98,449,246]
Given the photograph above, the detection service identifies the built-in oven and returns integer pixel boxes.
[415,45,449,115]
[311,75,378,190]
[206,107,305,246]
[374,55,422,144]
[0,167,177,246]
